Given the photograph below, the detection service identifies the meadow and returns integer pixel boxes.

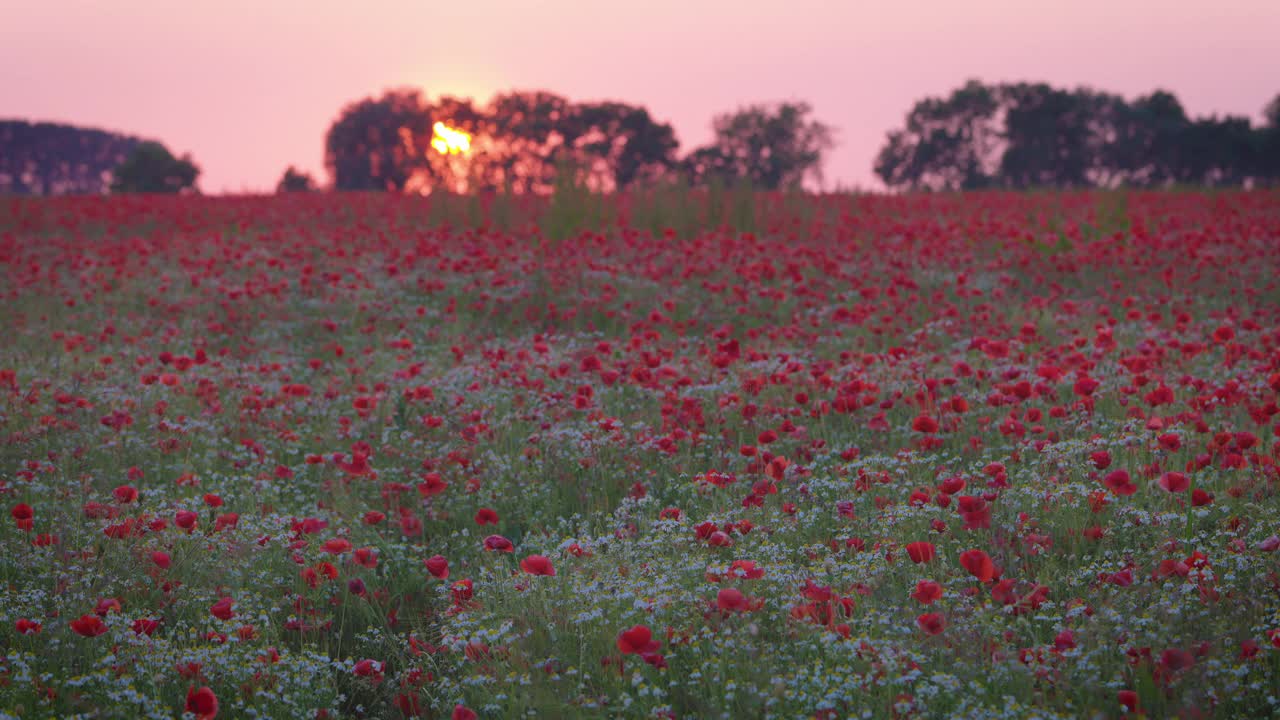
[1,189,1279,719]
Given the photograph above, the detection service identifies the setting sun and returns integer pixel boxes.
[430,121,471,155]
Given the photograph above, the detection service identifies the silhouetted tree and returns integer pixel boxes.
[0,120,144,195]
[477,90,577,194]
[111,141,199,194]
[441,93,679,194]
[877,81,1276,190]
[681,146,737,187]
[1173,116,1258,186]
[1260,94,1280,183]
[683,102,834,190]
[418,94,504,194]
[277,166,317,192]
[874,81,1001,191]
[325,89,682,195]
[998,83,1094,188]
[324,89,433,191]
[570,101,679,190]
[1115,90,1191,186]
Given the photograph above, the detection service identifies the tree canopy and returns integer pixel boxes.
[323,89,681,194]
[876,81,1278,190]
[277,166,317,193]
[324,89,434,192]
[682,102,834,190]
[0,121,144,195]
[110,141,200,194]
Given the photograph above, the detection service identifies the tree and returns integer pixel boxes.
[110,141,199,194]
[1260,94,1280,184]
[570,101,679,190]
[876,81,1276,190]
[443,92,678,194]
[277,166,317,192]
[874,81,1001,191]
[997,83,1095,188]
[684,102,834,190]
[0,121,145,195]
[476,90,576,194]
[1112,91,1191,186]
[324,89,433,191]
[1173,116,1258,186]
[324,89,684,195]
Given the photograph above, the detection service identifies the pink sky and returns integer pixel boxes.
[3,0,1276,192]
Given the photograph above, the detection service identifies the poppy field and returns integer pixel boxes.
[2,189,1280,719]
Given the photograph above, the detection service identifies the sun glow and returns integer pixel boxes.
[431,121,471,155]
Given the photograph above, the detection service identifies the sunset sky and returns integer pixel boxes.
[3,0,1276,192]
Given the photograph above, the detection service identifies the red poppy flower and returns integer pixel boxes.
[352,547,378,568]
[209,597,235,621]
[1090,451,1113,470]
[520,554,555,576]
[1158,472,1189,493]
[113,486,139,503]
[175,510,198,533]
[916,612,946,635]
[1054,630,1076,651]
[905,542,937,564]
[1074,377,1100,397]
[1102,469,1137,496]
[425,555,450,579]
[1159,648,1194,672]
[321,537,352,554]
[11,503,33,531]
[452,705,478,720]
[70,614,108,637]
[474,507,499,525]
[956,495,992,530]
[483,535,514,552]
[616,625,660,655]
[185,686,218,720]
[707,531,734,547]
[728,559,764,579]
[911,580,943,605]
[911,415,939,434]
[959,549,996,582]
[717,587,749,612]
[94,597,122,616]
[353,659,384,683]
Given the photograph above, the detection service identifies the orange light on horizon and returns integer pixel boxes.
[431,121,471,155]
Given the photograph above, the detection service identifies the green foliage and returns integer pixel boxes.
[110,141,199,194]
[541,156,613,243]
[705,175,757,233]
[626,177,701,240]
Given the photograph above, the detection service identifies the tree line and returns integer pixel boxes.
[4,80,1277,195]
[0,120,200,195]
[321,89,831,194]
[876,80,1280,190]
